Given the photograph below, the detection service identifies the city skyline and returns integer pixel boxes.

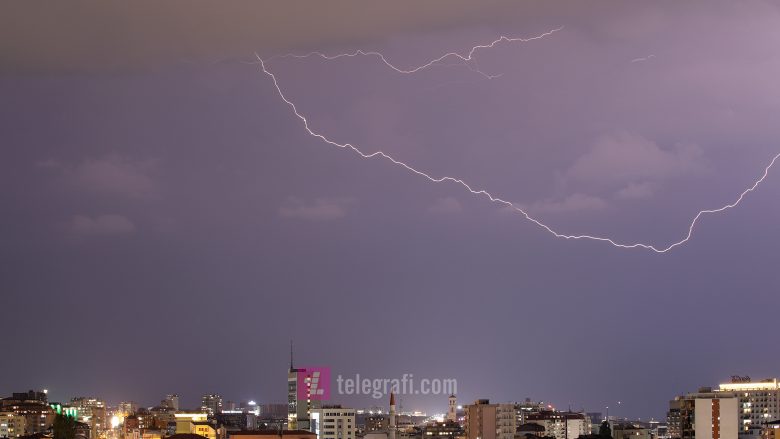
[3,0,780,425]
[4,374,780,438]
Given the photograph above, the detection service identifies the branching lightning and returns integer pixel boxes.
[265,27,564,79]
[255,29,779,253]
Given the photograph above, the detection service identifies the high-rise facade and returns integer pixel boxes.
[288,367,321,430]
[668,388,739,439]
[694,396,739,439]
[310,406,355,439]
[164,395,180,411]
[717,378,780,439]
[201,395,223,416]
[119,402,139,416]
[464,400,515,439]
[69,397,107,439]
[668,397,684,439]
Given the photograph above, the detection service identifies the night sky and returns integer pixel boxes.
[2,1,780,420]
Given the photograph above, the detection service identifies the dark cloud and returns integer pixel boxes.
[0,0,537,73]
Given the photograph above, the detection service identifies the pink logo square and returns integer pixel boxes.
[297,366,330,400]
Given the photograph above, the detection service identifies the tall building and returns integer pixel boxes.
[202,395,224,416]
[388,394,395,439]
[119,402,139,416]
[694,397,738,439]
[447,396,457,423]
[667,397,684,439]
[668,388,739,439]
[287,347,321,430]
[464,399,516,439]
[69,397,107,439]
[164,395,180,411]
[717,377,780,439]
[310,406,355,439]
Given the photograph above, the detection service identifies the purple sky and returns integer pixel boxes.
[2,1,780,420]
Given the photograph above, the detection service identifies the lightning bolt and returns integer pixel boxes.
[265,27,564,79]
[630,54,656,63]
[254,32,779,253]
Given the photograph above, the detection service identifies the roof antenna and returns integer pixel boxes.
[290,340,294,371]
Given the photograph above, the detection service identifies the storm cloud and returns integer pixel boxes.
[2,0,780,421]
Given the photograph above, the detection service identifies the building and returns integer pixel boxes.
[523,411,588,439]
[310,406,355,439]
[648,420,668,439]
[357,395,396,439]
[389,395,395,439]
[695,397,738,439]
[422,421,462,439]
[447,397,457,424]
[174,413,210,436]
[140,430,165,439]
[667,398,683,439]
[0,412,27,438]
[216,412,258,431]
[513,400,552,429]
[118,403,138,417]
[668,388,739,439]
[465,400,516,439]
[0,391,55,436]
[717,377,780,439]
[134,407,172,431]
[762,420,780,439]
[192,421,223,439]
[69,397,107,439]
[583,413,602,435]
[163,396,180,411]
[287,350,322,431]
[167,434,215,439]
[148,406,175,431]
[74,421,92,439]
[288,369,323,430]
[227,430,317,439]
[259,404,288,421]
[516,423,546,439]
[363,414,388,433]
[202,395,224,416]
[611,423,651,439]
